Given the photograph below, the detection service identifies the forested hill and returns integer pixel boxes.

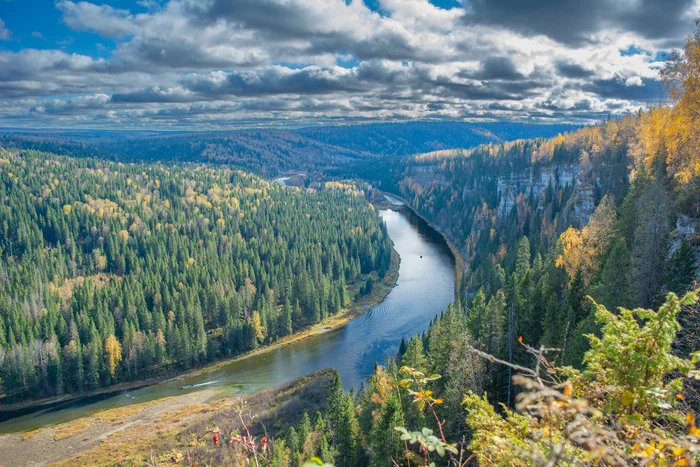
[0,148,392,403]
[342,107,699,372]
[230,37,700,467]
[0,122,577,177]
[0,131,363,177]
[296,121,578,157]
[96,130,365,175]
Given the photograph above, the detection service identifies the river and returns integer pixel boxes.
[0,205,455,433]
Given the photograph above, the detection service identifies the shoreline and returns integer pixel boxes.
[378,190,464,296]
[0,232,401,422]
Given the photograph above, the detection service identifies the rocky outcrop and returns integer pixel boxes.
[497,163,580,216]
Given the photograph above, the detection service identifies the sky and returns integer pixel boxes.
[0,0,697,130]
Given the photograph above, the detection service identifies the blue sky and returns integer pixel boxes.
[0,0,694,129]
[0,0,462,55]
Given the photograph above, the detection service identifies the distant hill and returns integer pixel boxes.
[97,129,366,175]
[0,122,581,175]
[296,121,580,156]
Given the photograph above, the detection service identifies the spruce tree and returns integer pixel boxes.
[665,238,696,295]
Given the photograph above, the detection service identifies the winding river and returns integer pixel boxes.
[0,201,455,433]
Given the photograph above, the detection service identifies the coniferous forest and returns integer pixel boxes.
[1,4,700,467]
[0,149,391,402]
[153,26,700,467]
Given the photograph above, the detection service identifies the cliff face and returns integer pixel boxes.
[496,156,632,230]
[670,214,700,282]
[497,164,578,220]
[397,146,698,288]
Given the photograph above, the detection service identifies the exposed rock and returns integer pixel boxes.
[497,164,578,218]
[562,182,595,228]
[669,213,700,256]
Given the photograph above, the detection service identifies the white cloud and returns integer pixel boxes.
[0,19,12,41]
[0,0,696,128]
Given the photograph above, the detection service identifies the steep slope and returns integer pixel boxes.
[0,148,392,404]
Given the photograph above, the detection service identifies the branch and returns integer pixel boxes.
[467,346,537,376]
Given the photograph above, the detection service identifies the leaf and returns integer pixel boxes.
[303,459,334,467]
[563,382,572,397]
[621,391,635,406]
[680,292,697,306]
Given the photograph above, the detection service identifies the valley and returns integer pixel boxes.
[1,4,700,464]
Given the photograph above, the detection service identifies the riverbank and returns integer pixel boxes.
[0,390,220,467]
[0,370,336,466]
[0,237,400,421]
[376,190,464,294]
[178,242,400,377]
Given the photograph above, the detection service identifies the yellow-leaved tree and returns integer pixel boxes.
[556,194,617,283]
[649,19,700,183]
[104,334,122,378]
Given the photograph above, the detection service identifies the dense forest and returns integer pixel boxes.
[2,20,700,467]
[0,122,576,178]
[197,28,700,467]
[0,150,392,402]
[346,110,698,375]
[296,122,578,157]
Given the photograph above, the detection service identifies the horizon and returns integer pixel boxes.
[0,119,586,134]
[0,0,695,130]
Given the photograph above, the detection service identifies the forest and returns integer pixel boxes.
[0,150,392,402]
[183,25,700,467]
[0,122,575,178]
[1,17,700,467]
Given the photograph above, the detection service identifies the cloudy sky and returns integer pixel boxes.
[0,0,697,129]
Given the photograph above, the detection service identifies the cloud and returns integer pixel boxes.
[31,31,45,39]
[464,0,697,47]
[57,1,140,39]
[582,75,662,101]
[0,19,12,40]
[0,0,694,128]
[180,66,370,97]
[555,61,595,79]
[30,94,110,114]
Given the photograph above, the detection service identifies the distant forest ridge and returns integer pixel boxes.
[0,122,579,175]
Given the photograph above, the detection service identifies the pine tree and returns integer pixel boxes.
[515,236,531,278]
[286,426,299,455]
[370,395,404,467]
[665,238,696,294]
[397,336,408,357]
[334,392,359,467]
[298,411,312,449]
[318,433,334,464]
[400,335,427,371]
[591,239,633,309]
[327,371,343,442]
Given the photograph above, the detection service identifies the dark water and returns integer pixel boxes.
[0,207,455,433]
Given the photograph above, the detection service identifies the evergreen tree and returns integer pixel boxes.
[665,238,696,294]
[591,239,633,309]
[369,395,404,467]
[400,335,427,371]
